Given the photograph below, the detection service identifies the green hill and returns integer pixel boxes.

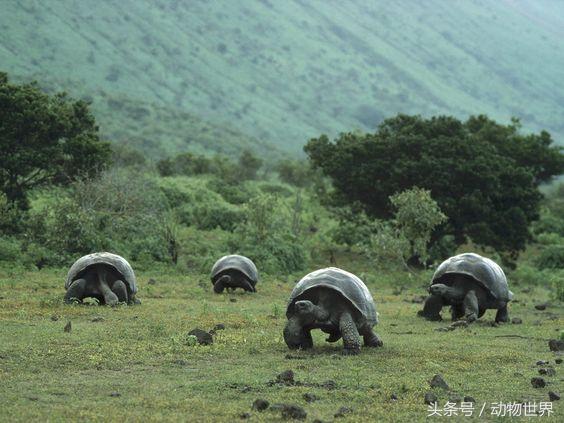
[2,0,563,157]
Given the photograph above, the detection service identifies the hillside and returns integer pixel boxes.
[2,0,563,157]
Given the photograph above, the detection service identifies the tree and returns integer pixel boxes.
[305,114,564,255]
[0,72,110,209]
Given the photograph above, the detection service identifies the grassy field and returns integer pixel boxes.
[0,265,562,422]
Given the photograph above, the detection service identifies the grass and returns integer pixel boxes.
[0,265,562,421]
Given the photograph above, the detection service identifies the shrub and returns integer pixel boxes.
[535,245,564,269]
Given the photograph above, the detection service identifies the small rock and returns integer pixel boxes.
[280,404,307,420]
[539,368,556,376]
[411,295,426,304]
[390,393,398,401]
[252,398,269,411]
[531,377,546,388]
[556,358,562,364]
[148,278,157,285]
[511,317,522,324]
[535,303,548,310]
[230,298,237,303]
[536,360,549,366]
[303,393,318,403]
[214,323,226,331]
[548,339,564,351]
[110,392,121,397]
[91,317,104,322]
[334,407,353,418]
[424,392,438,405]
[463,396,475,403]
[429,374,449,390]
[276,370,295,385]
[174,359,188,366]
[63,321,72,333]
[188,328,213,345]
[50,315,59,321]
[239,412,250,419]
[449,395,462,403]
[549,391,560,401]
[321,380,337,390]
[241,386,251,393]
[451,320,468,329]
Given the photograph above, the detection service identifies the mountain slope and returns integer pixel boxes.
[1,0,563,155]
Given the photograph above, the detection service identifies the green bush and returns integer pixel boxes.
[0,236,21,263]
[535,245,564,269]
[229,193,307,274]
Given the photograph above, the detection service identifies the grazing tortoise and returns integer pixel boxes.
[210,255,258,293]
[283,267,382,355]
[64,252,139,305]
[419,253,513,323]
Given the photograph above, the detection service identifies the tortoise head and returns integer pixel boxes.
[429,283,449,297]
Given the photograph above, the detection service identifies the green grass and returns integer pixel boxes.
[0,266,562,421]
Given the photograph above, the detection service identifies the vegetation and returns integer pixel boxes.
[0,66,562,421]
[0,72,110,209]
[306,115,564,257]
[2,1,564,157]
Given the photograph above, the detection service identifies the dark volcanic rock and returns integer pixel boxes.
[548,339,564,351]
[188,328,213,345]
[303,393,318,403]
[424,392,438,405]
[239,412,250,419]
[539,368,556,376]
[463,396,476,403]
[321,380,337,390]
[276,370,295,385]
[64,321,72,333]
[148,278,157,285]
[50,315,59,321]
[214,323,226,331]
[334,407,353,418]
[110,392,121,397]
[531,377,546,388]
[536,360,549,366]
[511,317,522,324]
[534,303,548,310]
[549,391,560,401]
[280,404,307,420]
[390,393,398,401]
[252,398,269,411]
[556,358,563,364]
[429,374,449,390]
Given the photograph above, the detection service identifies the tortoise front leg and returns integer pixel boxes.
[213,275,230,293]
[450,304,465,321]
[495,304,509,323]
[419,294,444,321]
[339,312,361,355]
[237,278,256,293]
[361,325,383,348]
[463,290,479,322]
[111,280,128,304]
[64,278,87,304]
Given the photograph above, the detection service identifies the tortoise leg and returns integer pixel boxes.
[495,304,509,323]
[213,275,230,294]
[283,316,312,350]
[64,278,87,304]
[111,280,128,304]
[340,312,361,355]
[419,294,444,321]
[97,266,119,306]
[450,304,465,321]
[238,278,256,293]
[463,290,479,322]
[361,326,383,348]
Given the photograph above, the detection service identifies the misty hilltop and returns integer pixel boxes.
[2,0,563,157]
